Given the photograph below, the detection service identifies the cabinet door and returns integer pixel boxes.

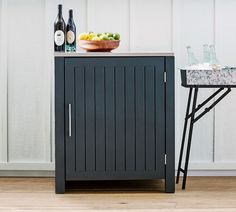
[65,57,165,180]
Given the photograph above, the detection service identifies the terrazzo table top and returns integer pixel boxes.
[181,67,236,87]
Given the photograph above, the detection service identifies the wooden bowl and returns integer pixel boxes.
[78,40,120,52]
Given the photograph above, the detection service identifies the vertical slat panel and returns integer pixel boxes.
[85,67,95,171]
[95,67,106,171]
[65,62,75,175]
[214,0,236,162]
[165,56,175,193]
[105,67,116,171]
[55,57,65,193]
[145,66,155,171]
[135,66,145,171]
[155,59,165,174]
[115,67,125,171]
[75,67,86,172]
[125,67,135,171]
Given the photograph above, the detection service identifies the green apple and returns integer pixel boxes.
[106,33,114,37]
[100,35,109,40]
[113,33,120,40]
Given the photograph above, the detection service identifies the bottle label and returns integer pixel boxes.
[67,30,75,44]
[55,30,65,46]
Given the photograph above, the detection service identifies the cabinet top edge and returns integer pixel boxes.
[54,52,174,57]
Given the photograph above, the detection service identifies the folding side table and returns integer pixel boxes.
[177,68,236,189]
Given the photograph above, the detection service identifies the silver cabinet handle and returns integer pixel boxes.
[68,104,72,137]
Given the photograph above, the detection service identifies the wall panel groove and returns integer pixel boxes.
[130,0,172,51]
[173,0,215,165]
[44,0,54,163]
[87,0,129,50]
[214,0,236,163]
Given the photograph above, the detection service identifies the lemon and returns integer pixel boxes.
[79,32,120,41]
[92,36,101,41]
[87,33,96,40]
[79,33,88,40]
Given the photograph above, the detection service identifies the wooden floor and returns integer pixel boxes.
[0,177,236,211]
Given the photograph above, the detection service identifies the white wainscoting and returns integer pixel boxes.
[0,0,8,163]
[0,0,236,175]
[214,0,236,163]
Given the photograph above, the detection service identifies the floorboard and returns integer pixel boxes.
[0,177,236,211]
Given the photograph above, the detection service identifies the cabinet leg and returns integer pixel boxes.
[165,177,175,193]
[55,178,65,194]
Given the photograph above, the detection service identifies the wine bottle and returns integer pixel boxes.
[54,4,66,52]
[66,9,76,52]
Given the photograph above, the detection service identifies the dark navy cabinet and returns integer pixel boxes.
[55,53,175,194]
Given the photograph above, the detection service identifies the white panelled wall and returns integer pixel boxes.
[0,0,236,175]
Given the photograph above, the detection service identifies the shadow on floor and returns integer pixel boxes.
[65,179,166,193]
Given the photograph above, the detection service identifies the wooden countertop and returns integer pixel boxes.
[54,51,174,57]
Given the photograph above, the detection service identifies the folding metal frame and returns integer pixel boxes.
[176,86,231,189]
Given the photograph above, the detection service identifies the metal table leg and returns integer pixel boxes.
[182,88,198,189]
[176,88,193,184]
[177,87,231,190]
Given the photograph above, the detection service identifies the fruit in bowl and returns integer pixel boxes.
[78,32,120,52]
[79,32,120,41]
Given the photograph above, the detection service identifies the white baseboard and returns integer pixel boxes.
[0,170,54,177]
[177,162,236,176]
[0,162,55,171]
[0,162,236,177]
[186,170,236,176]
[185,162,236,170]
[0,163,55,177]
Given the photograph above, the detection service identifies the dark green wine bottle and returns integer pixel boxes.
[54,5,66,52]
[66,9,76,52]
